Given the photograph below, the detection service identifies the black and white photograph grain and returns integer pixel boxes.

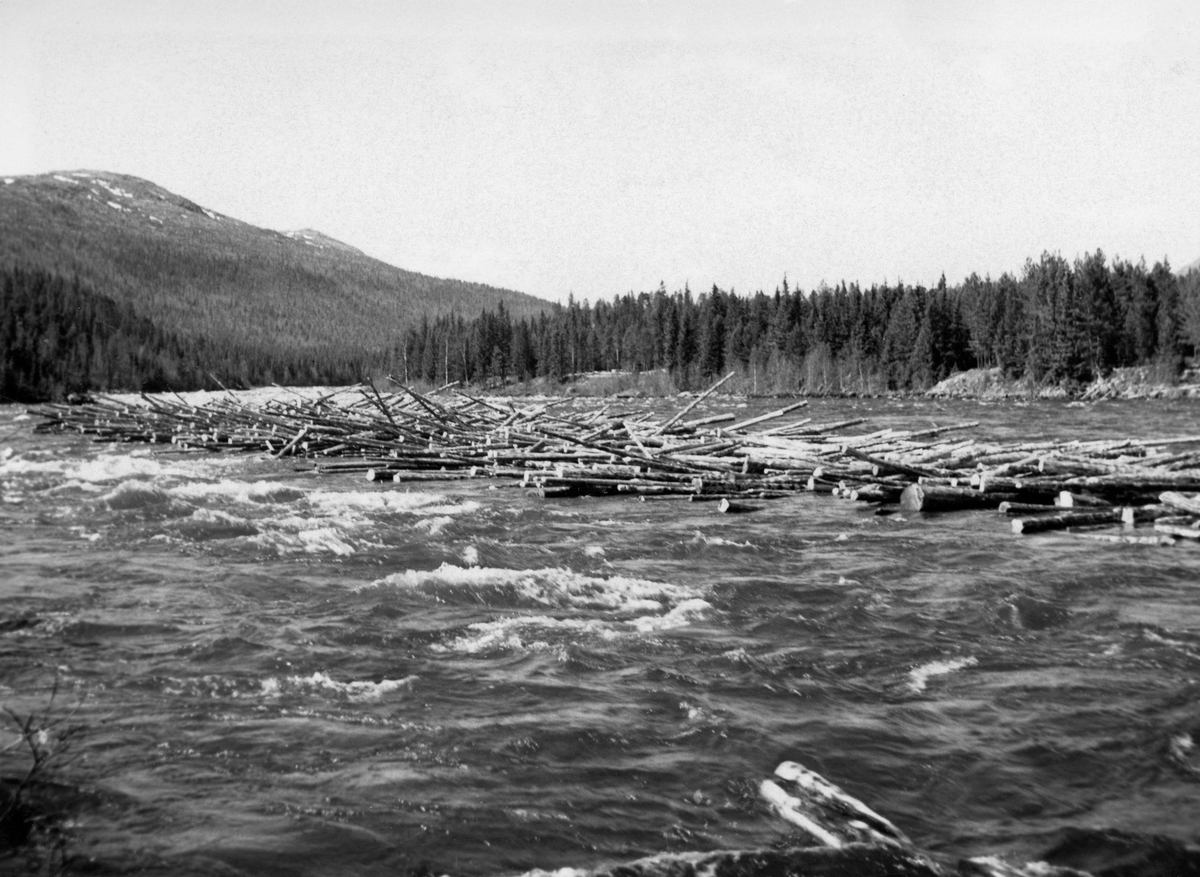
[2,1,1200,875]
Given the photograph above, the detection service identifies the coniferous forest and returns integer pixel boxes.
[398,252,1200,394]
[0,264,382,401]
[3,253,1199,402]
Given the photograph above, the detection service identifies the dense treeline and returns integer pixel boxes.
[396,252,1200,394]
[1,265,385,401]
[5,253,1199,403]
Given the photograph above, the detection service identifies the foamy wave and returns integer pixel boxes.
[172,508,259,540]
[100,480,176,510]
[170,479,306,505]
[629,598,712,632]
[370,564,700,615]
[1139,628,1200,663]
[1,453,158,482]
[159,674,267,699]
[306,489,479,517]
[0,448,246,488]
[438,599,714,654]
[689,530,757,549]
[415,515,454,535]
[436,615,619,654]
[250,524,357,556]
[908,656,978,693]
[260,672,415,701]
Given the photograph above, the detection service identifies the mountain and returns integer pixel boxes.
[281,228,365,255]
[0,170,552,399]
[1178,255,1200,275]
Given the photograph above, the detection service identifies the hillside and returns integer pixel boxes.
[0,170,551,399]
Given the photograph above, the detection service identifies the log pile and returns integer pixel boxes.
[27,378,1200,545]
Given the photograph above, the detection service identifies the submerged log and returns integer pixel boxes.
[533,484,581,499]
[1073,531,1176,546]
[716,498,761,514]
[1155,521,1200,539]
[848,483,906,503]
[1119,504,1182,525]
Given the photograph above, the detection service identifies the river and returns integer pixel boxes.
[1,394,1198,875]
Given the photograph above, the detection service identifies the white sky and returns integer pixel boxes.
[2,0,1198,303]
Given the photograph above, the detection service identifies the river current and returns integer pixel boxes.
[1,394,1199,875]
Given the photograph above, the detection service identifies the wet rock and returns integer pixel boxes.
[590,845,943,877]
[1040,827,1200,877]
[0,614,40,634]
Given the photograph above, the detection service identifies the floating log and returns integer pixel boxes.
[997,501,1059,516]
[1160,491,1200,515]
[1011,509,1124,534]
[655,371,735,433]
[974,475,1064,500]
[901,484,1017,512]
[29,386,1200,544]
[842,446,940,480]
[725,400,809,433]
[1055,490,1112,508]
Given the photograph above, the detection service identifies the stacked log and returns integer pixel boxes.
[26,381,1200,544]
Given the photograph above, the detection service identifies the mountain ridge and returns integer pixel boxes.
[282,228,365,256]
[1,170,549,323]
[0,170,552,399]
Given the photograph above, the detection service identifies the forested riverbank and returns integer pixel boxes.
[3,252,1199,403]
[399,253,1200,396]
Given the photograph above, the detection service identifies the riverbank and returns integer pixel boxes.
[476,365,1200,403]
[926,366,1200,401]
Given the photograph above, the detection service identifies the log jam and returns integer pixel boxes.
[27,385,1200,546]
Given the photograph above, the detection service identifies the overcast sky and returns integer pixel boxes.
[3,0,1197,302]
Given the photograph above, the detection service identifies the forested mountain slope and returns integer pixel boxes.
[0,171,549,399]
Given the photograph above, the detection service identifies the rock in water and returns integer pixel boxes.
[759,760,911,849]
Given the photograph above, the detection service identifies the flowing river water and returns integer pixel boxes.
[1,394,1199,875]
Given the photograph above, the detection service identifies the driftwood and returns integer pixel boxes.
[1161,491,1200,515]
[27,386,1200,545]
[1011,509,1124,534]
[901,484,1016,512]
[997,501,1059,516]
[849,483,906,504]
